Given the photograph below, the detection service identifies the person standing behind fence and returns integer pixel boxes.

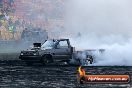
[8,0,14,7]
[0,21,2,39]
[0,25,7,40]
[21,28,29,41]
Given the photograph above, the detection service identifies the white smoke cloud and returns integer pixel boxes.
[63,0,132,65]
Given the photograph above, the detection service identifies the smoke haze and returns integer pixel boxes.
[64,0,132,65]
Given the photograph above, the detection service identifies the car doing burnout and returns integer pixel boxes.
[19,39,74,65]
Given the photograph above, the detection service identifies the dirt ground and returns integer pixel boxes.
[0,60,131,88]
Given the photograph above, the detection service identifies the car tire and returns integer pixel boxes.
[90,60,92,64]
[89,56,93,64]
[41,55,52,65]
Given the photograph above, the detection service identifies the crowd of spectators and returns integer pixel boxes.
[0,0,20,40]
[0,0,65,42]
[16,0,65,38]
[0,0,48,42]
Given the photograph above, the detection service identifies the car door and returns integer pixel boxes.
[53,40,71,60]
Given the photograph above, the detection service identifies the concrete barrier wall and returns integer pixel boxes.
[0,53,20,60]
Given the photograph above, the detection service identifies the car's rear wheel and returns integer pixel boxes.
[87,55,93,64]
[89,60,92,64]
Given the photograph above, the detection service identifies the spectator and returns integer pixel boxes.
[14,18,20,26]
[1,19,7,28]
[4,13,10,20]
[8,0,14,7]
[21,28,29,41]
[0,25,7,40]
[0,10,4,20]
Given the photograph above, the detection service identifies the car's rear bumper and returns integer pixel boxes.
[19,55,41,62]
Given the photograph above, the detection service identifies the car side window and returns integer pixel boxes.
[57,40,68,48]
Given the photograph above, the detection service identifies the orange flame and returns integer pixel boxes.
[78,66,86,76]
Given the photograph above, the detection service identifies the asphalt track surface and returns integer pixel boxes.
[0,60,131,88]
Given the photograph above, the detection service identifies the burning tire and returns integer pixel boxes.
[89,59,93,64]
[87,55,93,64]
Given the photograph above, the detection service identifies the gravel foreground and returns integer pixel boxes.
[0,60,131,88]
